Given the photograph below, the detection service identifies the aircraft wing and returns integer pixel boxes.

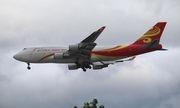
[80,26,106,50]
[92,56,136,70]
[65,26,106,71]
[93,56,136,65]
[81,26,106,43]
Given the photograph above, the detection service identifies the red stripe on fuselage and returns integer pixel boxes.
[91,44,162,58]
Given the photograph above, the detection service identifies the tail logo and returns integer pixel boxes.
[143,38,152,43]
[140,26,161,43]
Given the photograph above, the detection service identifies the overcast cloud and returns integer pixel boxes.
[0,0,180,108]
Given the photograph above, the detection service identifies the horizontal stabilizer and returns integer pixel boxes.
[157,48,168,51]
[140,40,159,50]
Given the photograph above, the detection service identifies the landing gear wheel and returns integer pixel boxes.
[27,66,31,70]
[83,68,86,72]
[27,63,31,70]
[82,67,86,72]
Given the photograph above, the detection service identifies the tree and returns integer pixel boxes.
[90,99,98,108]
[83,102,90,108]
[99,105,104,108]
[74,98,105,108]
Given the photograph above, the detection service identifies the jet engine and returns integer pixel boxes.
[93,65,108,70]
[54,53,70,59]
[69,44,85,51]
[68,64,78,70]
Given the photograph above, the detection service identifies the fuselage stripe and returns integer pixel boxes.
[38,54,54,62]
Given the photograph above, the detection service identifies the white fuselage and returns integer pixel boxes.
[13,46,117,64]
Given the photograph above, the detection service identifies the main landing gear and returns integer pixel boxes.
[27,63,31,70]
[81,64,92,72]
[75,61,91,72]
[81,67,86,72]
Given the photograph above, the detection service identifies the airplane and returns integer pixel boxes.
[13,22,167,72]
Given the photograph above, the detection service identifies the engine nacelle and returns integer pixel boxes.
[54,53,70,59]
[68,64,78,70]
[93,65,108,70]
[69,44,85,51]
[69,44,79,51]
[54,53,64,59]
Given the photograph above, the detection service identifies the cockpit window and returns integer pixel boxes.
[23,48,26,50]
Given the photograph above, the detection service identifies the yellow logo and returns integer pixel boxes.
[142,38,152,43]
[140,26,161,43]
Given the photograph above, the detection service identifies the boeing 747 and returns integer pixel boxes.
[13,22,167,72]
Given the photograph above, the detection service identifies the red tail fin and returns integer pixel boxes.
[132,22,167,45]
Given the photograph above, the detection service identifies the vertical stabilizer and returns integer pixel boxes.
[132,22,167,45]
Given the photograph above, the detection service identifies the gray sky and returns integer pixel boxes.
[0,0,180,108]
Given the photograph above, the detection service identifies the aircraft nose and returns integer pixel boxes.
[13,53,22,61]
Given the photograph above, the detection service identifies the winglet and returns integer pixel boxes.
[97,26,106,32]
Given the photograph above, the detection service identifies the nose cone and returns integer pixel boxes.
[13,53,21,61]
[13,54,20,60]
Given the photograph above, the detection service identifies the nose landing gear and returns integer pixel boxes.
[27,63,31,70]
